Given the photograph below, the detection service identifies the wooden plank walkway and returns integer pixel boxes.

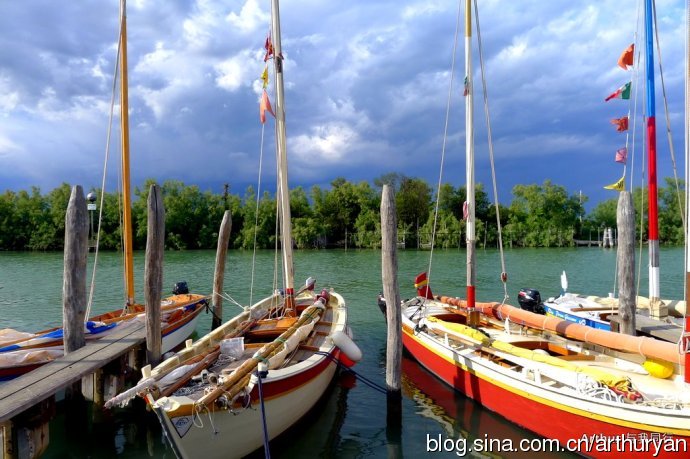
[0,322,145,423]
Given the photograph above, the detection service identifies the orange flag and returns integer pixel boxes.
[617,43,634,70]
[610,116,629,132]
[260,90,275,124]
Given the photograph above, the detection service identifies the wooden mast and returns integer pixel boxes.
[120,0,135,307]
[270,0,295,312]
[684,0,690,384]
[465,0,478,327]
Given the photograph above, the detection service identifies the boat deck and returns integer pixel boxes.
[170,304,335,402]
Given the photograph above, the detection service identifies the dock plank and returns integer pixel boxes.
[0,322,145,422]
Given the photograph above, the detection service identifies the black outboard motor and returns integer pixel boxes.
[173,281,189,295]
[517,288,545,314]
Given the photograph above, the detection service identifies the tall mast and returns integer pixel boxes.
[120,0,135,306]
[645,0,661,316]
[682,0,690,383]
[270,0,295,312]
[465,0,477,325]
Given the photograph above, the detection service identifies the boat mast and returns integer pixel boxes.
[684,0,690,384]
[465,0,477,326]
[645,0,661,316]
[270,0,295,312]
[120,0,135,307]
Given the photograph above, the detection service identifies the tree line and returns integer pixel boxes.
[0,175,684,251]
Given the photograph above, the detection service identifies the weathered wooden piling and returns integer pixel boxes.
[381,185,402,394]
[63,185,89,354]
[616,191,638,334]
[145,184,164,366]
[381,184,402,457]
[212,210,232,329]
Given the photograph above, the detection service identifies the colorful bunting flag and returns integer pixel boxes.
[615,147,627,164]
[260,66,269,88]
[259,90,275,124]
[463,76,469,97]
[604,175,625,191]
[617,43,634,70]
[605,82,631,101]
[263,35,274,62]
[462,201,468,220]
[610,116,629,132]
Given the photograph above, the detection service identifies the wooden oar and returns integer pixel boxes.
[160,348,222,397]
[195,302,325,409]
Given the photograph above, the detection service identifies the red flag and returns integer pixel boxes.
[263,34,274,62]
[617,43,634,70]
[462,201,469,220]
[610,116,629,132]
[615,147,628,164]
[260,90,275,124]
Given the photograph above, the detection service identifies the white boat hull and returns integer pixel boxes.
[154,354,338,459]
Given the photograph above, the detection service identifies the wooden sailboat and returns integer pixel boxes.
[105,1,359,457]
[400,2,690,457]
[0,0,207,381]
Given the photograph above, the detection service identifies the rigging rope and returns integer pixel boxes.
[652,0,686,234]
[425,0,463,297]
[85,13,124,320]
[474,0,509,302]
[250,123,268,308]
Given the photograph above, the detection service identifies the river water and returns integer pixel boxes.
[0,247,684,458]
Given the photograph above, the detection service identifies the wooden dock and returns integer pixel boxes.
[0,322,145,423]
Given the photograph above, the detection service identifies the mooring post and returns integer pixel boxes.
[381,185,402,457]
[381,185,402,394]
[59,185,89,452]
[63,185,88,354]
[145,184,164,366]
[617,191,639,334]
[212,210,232,329]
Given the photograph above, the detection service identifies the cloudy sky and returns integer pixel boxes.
[0,0,686,209]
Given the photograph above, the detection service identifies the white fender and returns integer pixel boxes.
[331,330,362,363]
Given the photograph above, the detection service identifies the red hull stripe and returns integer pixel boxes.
[402,328,688,459]
[248,348,338,403]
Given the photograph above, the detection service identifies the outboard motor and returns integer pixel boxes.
[173,281,189,295]
[517,288,545,314]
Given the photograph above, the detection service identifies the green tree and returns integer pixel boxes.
[396,177,432,248]
[658,178,684,245]
[508,180,581,247]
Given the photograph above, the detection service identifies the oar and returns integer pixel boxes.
[195,300,325,410]
[159,348,222,397]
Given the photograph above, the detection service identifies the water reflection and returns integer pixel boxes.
[401,355,579,459]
